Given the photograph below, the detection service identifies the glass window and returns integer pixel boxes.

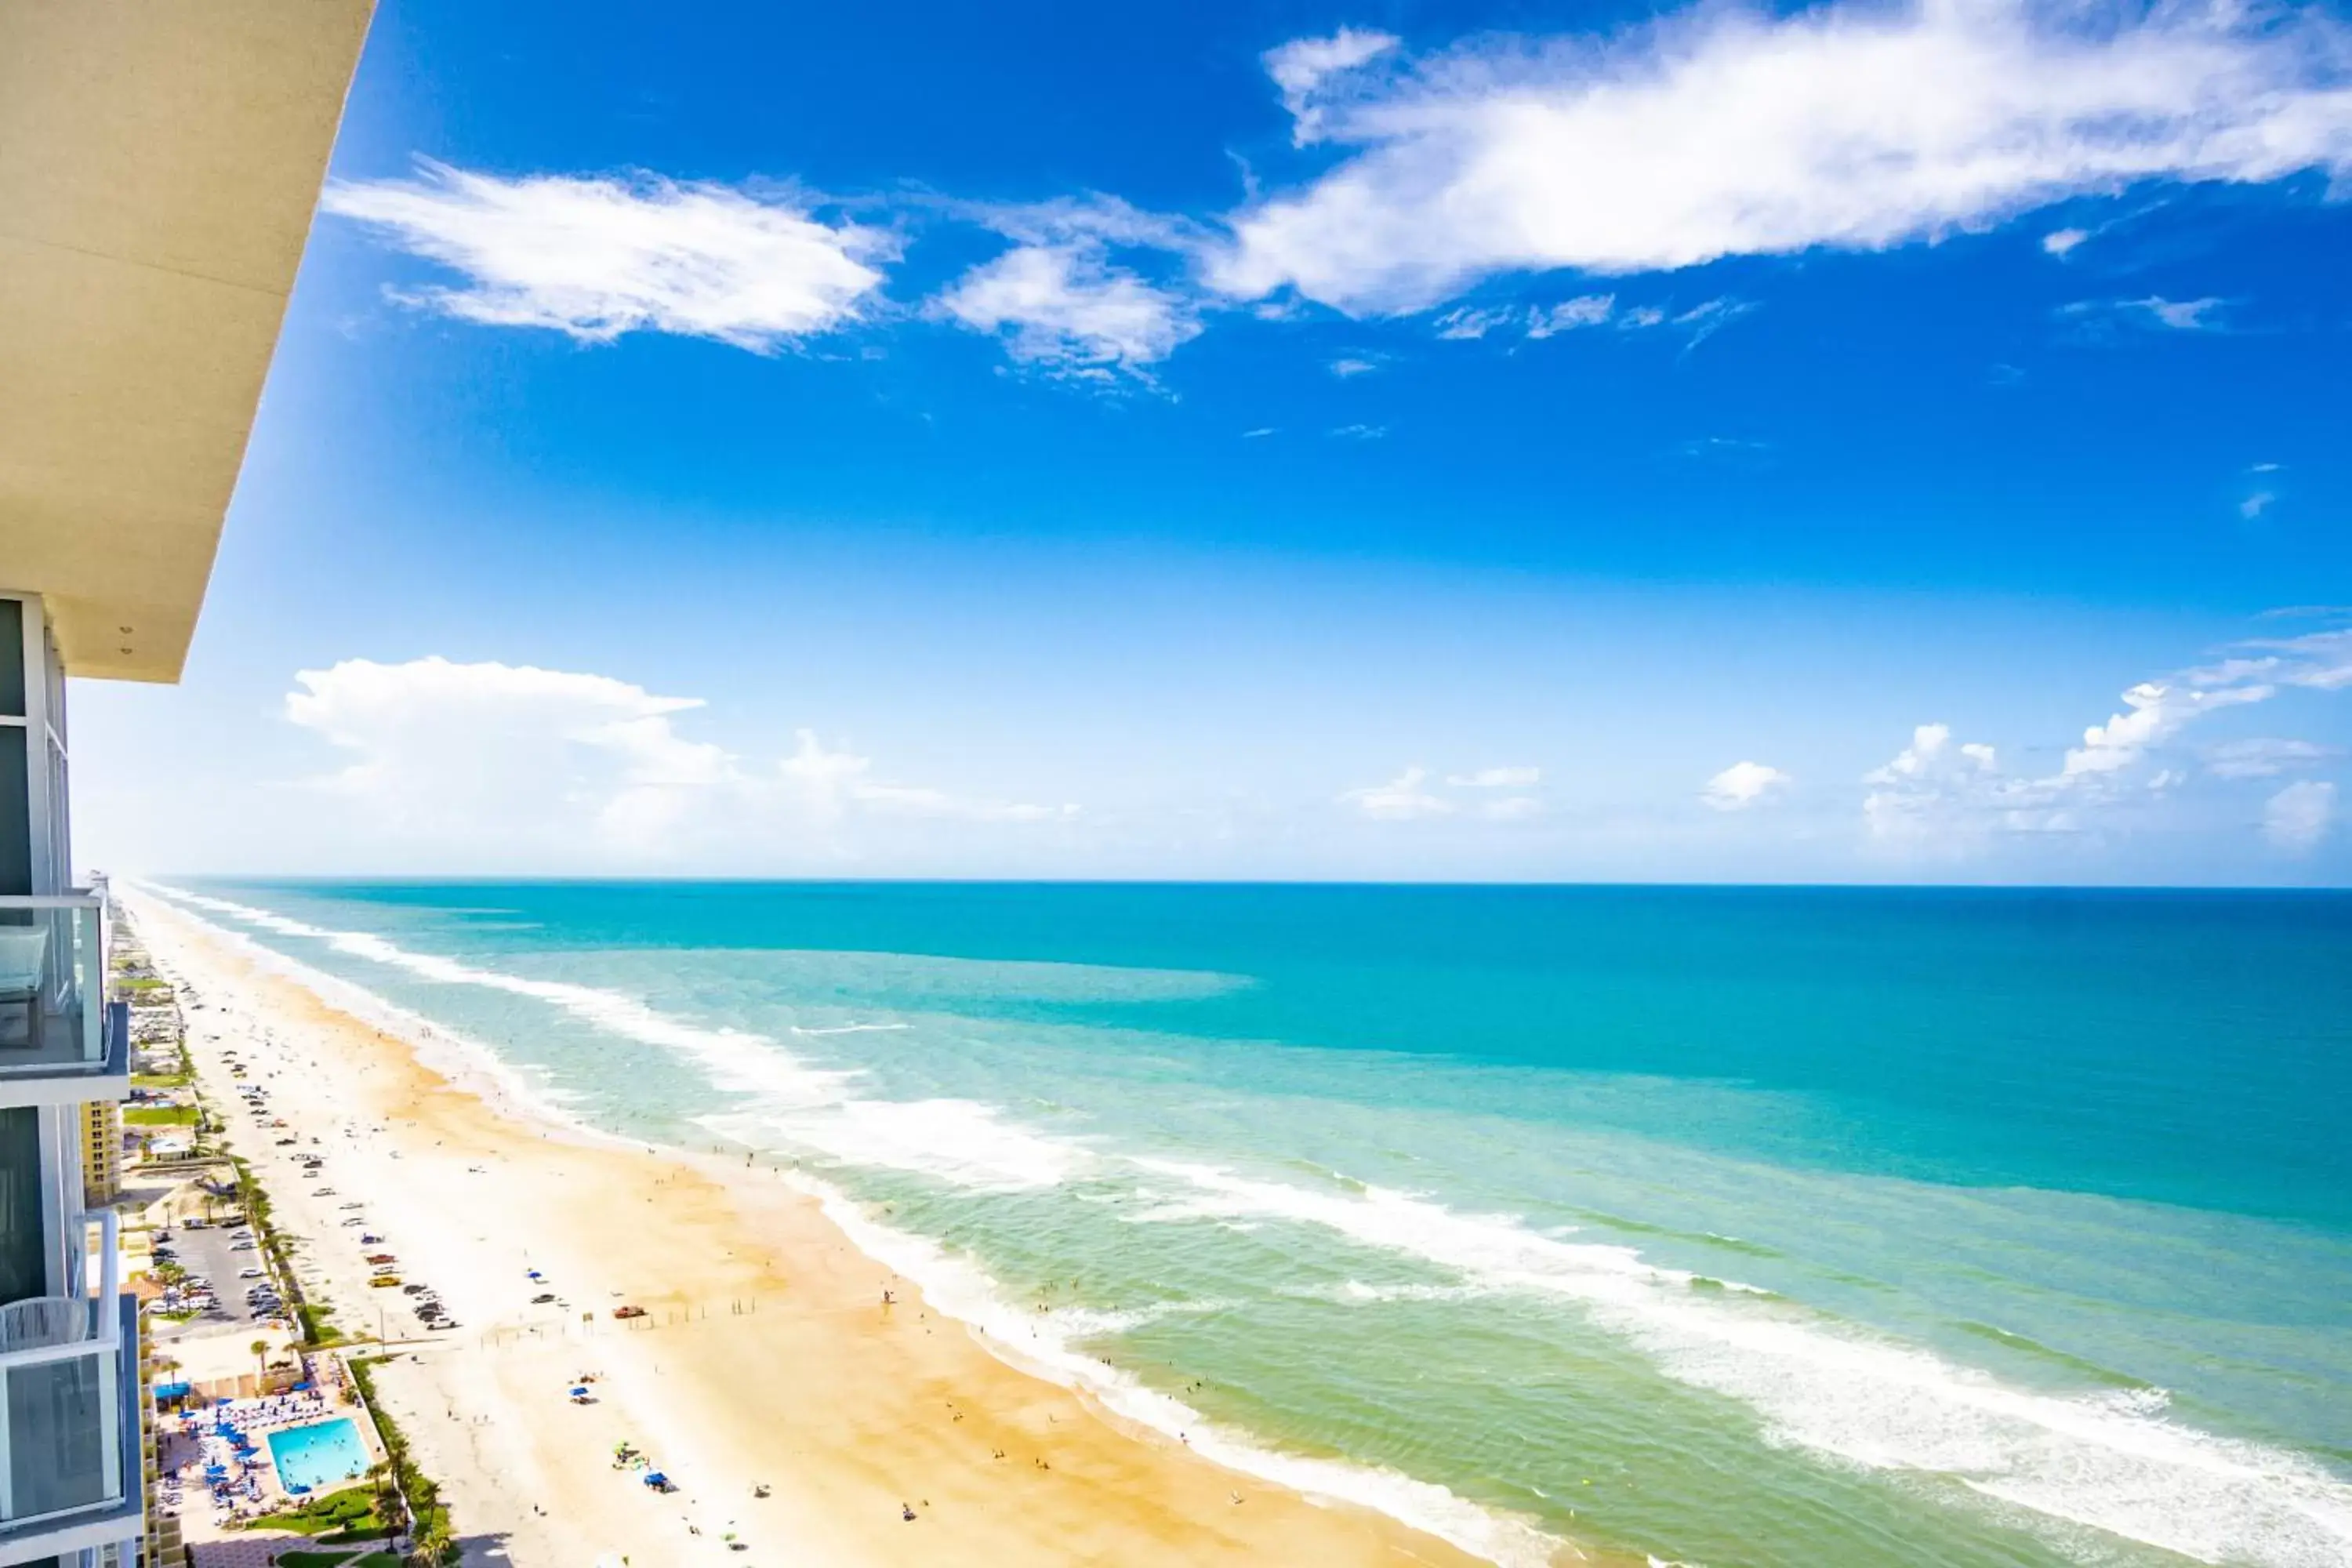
[0,725,26,897]
[0,1108,45,1305]
[5,1351,111,1517]
[0,598,22,717]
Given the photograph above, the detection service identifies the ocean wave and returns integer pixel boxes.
[1133,1159,2352,1568]
[786,1169,1568,1568]
[147,886,1087,1193]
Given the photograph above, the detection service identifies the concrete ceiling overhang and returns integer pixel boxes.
[0,0,373,682]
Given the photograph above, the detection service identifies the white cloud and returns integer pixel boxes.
[321,160,891,350]
[1211,0,2352,313]
[1433,292,1742,344]
[1859,626,2352,852]
[1265,28,1402,144]
[2042,227,2090,256]
[1330,357,1381,376]
[1702,760,1791,811]
[2246,627,2352,691]
[2241,489,2277,519]
[1432,305,1521,339]
[2264,780,2337,853]
[1526,295,1617,337]
[1863,722,2011,841]
[1330,423,1388,439]
[1340,766,1454,819]
[282,657,1065,864]
[1481,795,1544,821]
[1447,766,1541,788]
[2061,680,2273,778]
[2205,738,2343,779]
[930,245,1200,379]
[780,731,1069,822]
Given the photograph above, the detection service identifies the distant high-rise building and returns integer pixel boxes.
[78,1102,120,1210]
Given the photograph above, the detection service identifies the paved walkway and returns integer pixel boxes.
[184,1536,303,1567]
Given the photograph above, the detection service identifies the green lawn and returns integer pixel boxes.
[131,1071,190,1089]
[125,1105,198,1126]
[244,1483,383,1538]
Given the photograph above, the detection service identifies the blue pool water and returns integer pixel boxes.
[267,1417,369,1494]
[155,880,2352,1567]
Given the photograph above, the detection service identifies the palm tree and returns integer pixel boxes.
[249,1338,268,1389]
[412,1508,453,1566]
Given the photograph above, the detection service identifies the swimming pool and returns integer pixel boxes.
[267,1417,369,1494]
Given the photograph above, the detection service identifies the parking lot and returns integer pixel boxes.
[149,1218,282,1341]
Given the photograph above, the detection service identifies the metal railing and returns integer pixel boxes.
[0,895,106,1077]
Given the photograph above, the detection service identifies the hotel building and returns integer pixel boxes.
[0,6,372,1563]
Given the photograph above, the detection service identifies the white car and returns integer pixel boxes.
[238,1268,264,1279]
[230,1240,257,1251]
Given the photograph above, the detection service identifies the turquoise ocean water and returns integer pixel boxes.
[151,881,2352,1567]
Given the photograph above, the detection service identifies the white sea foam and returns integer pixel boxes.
[1134,1160,2352,1568]
[789,1022,912,1036]
[146,886,1086,1193]
[783,1168,1568,1568]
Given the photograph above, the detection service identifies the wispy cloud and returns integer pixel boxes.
[2060,295,2234,336]
[1211,0,2352,314]
[1330,423,1388,440]
[1339,766,1453,819]
[1434,294,1750,346]
[2042,227,2091,257]
[1702,760,1791,811]
[1265,28,1401,145]
[284,657,1066,863]
[929,245,1200,379]
[1329,357,1381,377]
[2265,780,2337,853]
[321,160,892,350]
[1446,766,1541,789]
[2205,738,2343,779]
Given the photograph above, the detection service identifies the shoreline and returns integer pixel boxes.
[128,889,1588,1567]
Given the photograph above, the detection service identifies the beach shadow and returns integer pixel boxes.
[452,1528,516,1566]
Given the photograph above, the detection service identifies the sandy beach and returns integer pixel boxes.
[127,891,1552,1568]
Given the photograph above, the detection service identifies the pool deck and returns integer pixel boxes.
[162,1358,394,1560]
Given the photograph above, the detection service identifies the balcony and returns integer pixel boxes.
[0,1215,141,1566]
[0,897,126,1107]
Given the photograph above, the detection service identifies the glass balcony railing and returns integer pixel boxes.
[0,1214,138,1544]
[0,896,111,1082]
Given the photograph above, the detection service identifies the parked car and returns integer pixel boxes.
[531,1293,556,1305]
[238,1268,264,1279]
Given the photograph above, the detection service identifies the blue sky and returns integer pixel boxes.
[74,0,2352,882]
